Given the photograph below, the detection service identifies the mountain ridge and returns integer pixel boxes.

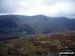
[0,14,75,38]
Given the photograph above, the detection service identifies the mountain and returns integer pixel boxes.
[0,14,75,38]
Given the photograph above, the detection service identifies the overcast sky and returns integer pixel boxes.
[0,0,75,17]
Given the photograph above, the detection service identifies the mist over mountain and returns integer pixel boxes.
[0,14,75,39]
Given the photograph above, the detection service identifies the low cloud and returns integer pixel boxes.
[0,0,75,17]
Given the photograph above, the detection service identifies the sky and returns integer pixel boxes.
[0,0,75,17]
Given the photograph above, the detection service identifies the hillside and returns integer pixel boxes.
[0,33,75,56]
[0,15,75,39]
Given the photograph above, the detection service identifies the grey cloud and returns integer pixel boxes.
[0,0,33,13]
[0,0,75,17]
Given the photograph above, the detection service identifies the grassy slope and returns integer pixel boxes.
[0,33,75,56]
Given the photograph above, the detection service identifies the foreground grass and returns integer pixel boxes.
[0,33,75,56]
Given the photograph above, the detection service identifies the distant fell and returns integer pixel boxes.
[0,14,75,37]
